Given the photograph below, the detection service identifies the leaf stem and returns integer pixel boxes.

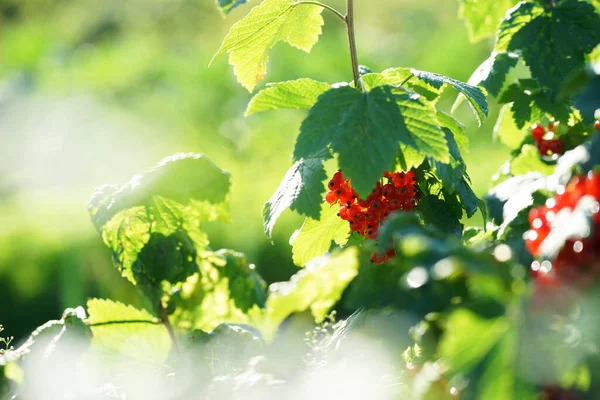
[294,1,346,23]
[87,319,160,327]
[159,302,180,354]
[345,0,361,91]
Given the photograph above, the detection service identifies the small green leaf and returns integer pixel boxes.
[291,202,351,267]
[458,0,520,42]
[262,156,327,239]
[216,0,249,15]
[87,299,171,365]
[211,0,324,91]
[245,78,331,115]
[259,248,359,339]
[494,103,528,149]
[453,52,518,111]
[511,144,556,176]
[411,69,488,125]
[438,309,509,375]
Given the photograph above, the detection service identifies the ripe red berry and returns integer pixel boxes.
[392,172,406,187]
[325,191,338,204]
[547,139,564,154]
[531,124,545,142]
[595,120,600,132]
[338,206,350,220]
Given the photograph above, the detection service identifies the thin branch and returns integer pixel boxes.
[159,302,181,354]
[87,320,160,327]
[294,1,346,23]
[346,0,361,91]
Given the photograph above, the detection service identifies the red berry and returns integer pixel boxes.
[531,124,546,142]
[538,141,550,156]
[382,183,395,197]
[339,190,354,207]
[405,171,417,185]
[338,206,350,220]
[547,139,564,154]
[325,191,338,204]
[585,171,600,199]
[595,120,600,132]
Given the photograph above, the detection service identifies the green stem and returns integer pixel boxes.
[159,302,181,354]
[400,73,414,86]
[294,1,346,23]
[87,320,160,327]
[346,0,361,91]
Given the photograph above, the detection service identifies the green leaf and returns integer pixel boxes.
[438,309,509,375]
[291,202,351,266]
[437,110,469,153]
[459,0,520,42]
[89,154,230,287]
[453,52,518,112]
[457,178,480,218]
[362,68,442,102]
[211,0,324,91]
[216,0,249,15]
[498,0,600,94]
[511,144,556,176]
[417,194,463,237]
[262,156,327,239]
[212,249,267,312]
[245,78,331,115]
[259,248,359,339]
[495,2,544,52]
[87,299,171,365]
[494,103,528,149]
[89,153,231,230]
[170,250,266,332]
[411,69,488,125]
[296,85,449,197]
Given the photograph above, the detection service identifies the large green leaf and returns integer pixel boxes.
[89,153,231,230]
[262,156,327,239]
[89,154,230,287]
[295,85,449,198]
[495,2,544,52]
[291,202,350,267]
[411,69,488,125]
[170,250,266,332]
[458,0,519,42]
[245,78,330,115]
[216,0,249,15]
[438,309,509,375]
[86,299,171,365]
[497,0,600,94]
[211,0,324,91]
[258,248,359,339]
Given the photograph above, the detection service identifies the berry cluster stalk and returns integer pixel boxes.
[345,0,361,90]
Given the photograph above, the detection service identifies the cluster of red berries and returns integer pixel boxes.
[525,171,600,288]
[325,169,420,264]
[531,123,564,156]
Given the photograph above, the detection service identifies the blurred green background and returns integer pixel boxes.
[0,0,508,343]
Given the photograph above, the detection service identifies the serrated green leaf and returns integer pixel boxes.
[453,52,518,111]
[216,0,249,15]
[411,69,488,125]
[511,144,556,176]
[396,145,426,171]
[494,103,528,149]
[459,0,520,42]
[211,0,324,91]
[438,309,509,375]
[263,156,327,239]
[495,2,544,52]
[245,78,330,115]
[417,194,463,237]
[89,153,231,230]
[437,110,469,153]
[259,248,359,339]
[457,178,480,218]
[291,202,350,267]
[431,129,467,193]
[362,68,442,102]
[89,154,229,288]
[498,0,600,94]
[86,299,171,365]
[294,85,449,198]
[170,250,266,332]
